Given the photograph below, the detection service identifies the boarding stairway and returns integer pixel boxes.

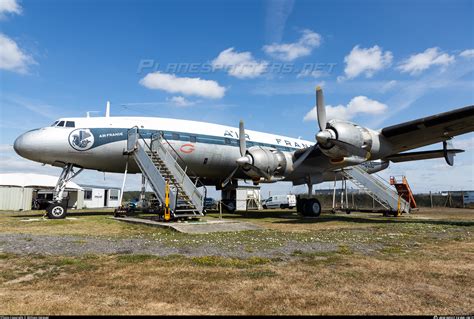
[341,165,411,215]
[390,175,417,209]
[125,127,205,219]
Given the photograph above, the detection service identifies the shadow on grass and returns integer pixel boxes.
[10,210,115,218]
[209,211,474,227]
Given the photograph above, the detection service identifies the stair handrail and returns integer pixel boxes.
[352,165,398,194]
[150,131,208,197]
[347,165,411,212]
[127,126,179,210]
[128,127,184,195]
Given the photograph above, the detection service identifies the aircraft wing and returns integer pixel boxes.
[385,149,464,163]
[289,105,473,180]
[381,105,474,153]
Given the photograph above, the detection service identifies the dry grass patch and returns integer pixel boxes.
[1,240,472,315]
[0,207,472,315]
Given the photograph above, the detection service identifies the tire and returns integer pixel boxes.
[223,201,236,213]
[46,203,67,219]
[280,204,285,209]
[297,199,307,215]
[304,199,321,217]
[263,205,267,209]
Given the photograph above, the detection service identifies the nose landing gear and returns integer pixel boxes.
[46,163,83,219]
[46,202,67,219]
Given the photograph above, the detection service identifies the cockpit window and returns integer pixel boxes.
[57,121,65,127]
[65,121,75,128]
[51,121,59,127]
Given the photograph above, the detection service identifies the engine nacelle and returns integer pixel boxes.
[241,146,293,181]
[318,120,375,159]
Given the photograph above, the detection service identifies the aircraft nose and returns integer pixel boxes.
[13,129,40,159]
[14,133,26,157]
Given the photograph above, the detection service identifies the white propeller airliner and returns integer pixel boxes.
[13,87,474,218]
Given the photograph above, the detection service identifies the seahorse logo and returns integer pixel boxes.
[69,129,95,151]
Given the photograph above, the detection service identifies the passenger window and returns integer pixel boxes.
[65,121,75,128]
[190,136,197,143]
[224,138,231,145]
[57,121,65,127]
[172,133,180,140]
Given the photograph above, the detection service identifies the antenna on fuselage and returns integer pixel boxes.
[105,101,111,117]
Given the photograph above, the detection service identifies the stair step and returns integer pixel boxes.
[341,166,410,214]
[134,137,204,216]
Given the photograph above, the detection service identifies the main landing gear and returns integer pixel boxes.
[46,163,83,219]
[296,197,322,217]
[295,178,322,217]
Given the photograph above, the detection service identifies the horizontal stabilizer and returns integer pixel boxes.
[385,149,464,163]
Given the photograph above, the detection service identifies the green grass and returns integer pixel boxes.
[1,209,473,265]
[116,254,161,263]
[191,256,272,268]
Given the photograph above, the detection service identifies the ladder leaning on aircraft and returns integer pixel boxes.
[12,86,474,220]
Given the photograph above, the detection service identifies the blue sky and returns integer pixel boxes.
[0,0,473,195]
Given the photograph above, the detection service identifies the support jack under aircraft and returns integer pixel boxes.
[13,87,474,219]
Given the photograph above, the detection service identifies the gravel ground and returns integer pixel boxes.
[0,233,366,259]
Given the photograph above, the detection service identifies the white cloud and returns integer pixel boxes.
[304,96,388,122]
[0,0,21,19]
[167,96,195,107]
[397,47,455,75]
[262,29,322,61]
[0,144,13,152]
[139,72,226,99]
[265,0,295,43]
[370,57,474,128]
[212,47,268,79]
[0,33,36,74]
[380,80,397,93]
[341,45,393,80]
[459,49,474,59]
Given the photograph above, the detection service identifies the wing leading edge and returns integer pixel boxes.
[381,105,474,153]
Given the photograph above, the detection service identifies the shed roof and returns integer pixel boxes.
[0,173,83,190]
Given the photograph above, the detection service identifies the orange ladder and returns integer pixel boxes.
[390,176,417,209]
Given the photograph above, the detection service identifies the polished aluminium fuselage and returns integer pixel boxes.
[13,116,389,186]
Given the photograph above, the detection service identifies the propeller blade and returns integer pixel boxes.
[316,86,327,131]
[328,139,370,159]
[221,166,239,188]
[239,120,246,157]
[292,145,314,170]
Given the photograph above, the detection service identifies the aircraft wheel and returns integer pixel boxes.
[224,201,236,213]
[304,199,321,217]
[296,198,306,214]
[46,203,67,219]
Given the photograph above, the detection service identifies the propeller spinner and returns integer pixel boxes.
[313,86,370,159]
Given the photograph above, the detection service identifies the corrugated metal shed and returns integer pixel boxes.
[0,173,83,211]
[0,187,33,211]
